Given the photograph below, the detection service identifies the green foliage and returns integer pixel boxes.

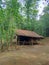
[18,0,38,30]
[0,0,20,51]
[40,6,49,36]
[34,5,49,37]
[0,0,49,51]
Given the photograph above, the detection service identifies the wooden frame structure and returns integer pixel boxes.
[15,29,44,45]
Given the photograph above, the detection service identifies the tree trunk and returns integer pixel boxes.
[0,39,4,52]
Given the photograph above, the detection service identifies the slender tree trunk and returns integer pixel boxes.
[0,39,4,52]
[6,33,9,51]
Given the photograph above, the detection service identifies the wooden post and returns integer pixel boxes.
[23,40,25,45]
[17,36,20,45]
[30,39,33,45]
[17,36,18,45]
[16,36,17,45]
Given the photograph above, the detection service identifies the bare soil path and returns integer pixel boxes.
[0,45,49,65]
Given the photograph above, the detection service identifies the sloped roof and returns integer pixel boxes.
[16,29,44,39]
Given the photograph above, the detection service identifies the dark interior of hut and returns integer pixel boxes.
[17,36,32,45]
[17,36,39,45]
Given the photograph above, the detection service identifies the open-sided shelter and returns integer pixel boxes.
[15,29,44,45]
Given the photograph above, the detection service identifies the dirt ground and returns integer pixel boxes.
[0,37,49,65]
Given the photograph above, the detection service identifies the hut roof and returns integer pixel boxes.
[16,29,44,39]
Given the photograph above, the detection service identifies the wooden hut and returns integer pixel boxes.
[15,29,44,45]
